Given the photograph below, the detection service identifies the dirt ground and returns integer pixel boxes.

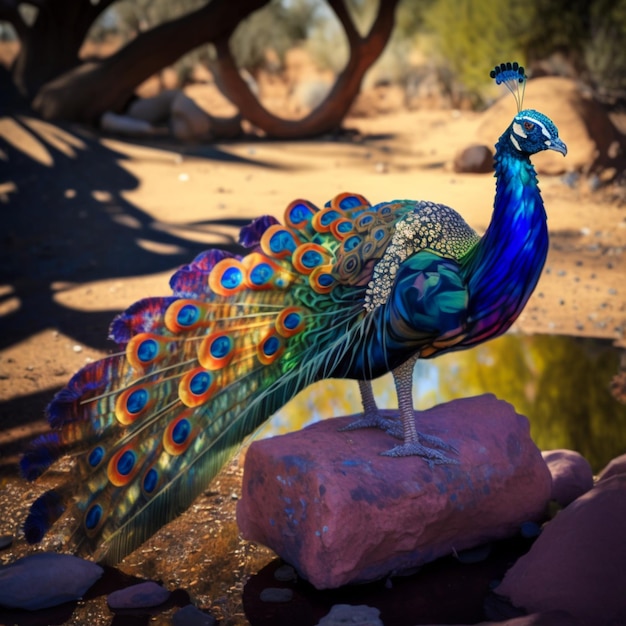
[1,58,626,624]
[2,102,625,456]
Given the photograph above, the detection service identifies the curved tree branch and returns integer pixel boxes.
[33,0,269,122]
[211,0,400,138]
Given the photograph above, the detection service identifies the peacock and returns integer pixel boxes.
[20,63,566,564]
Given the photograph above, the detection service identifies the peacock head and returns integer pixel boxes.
[507,109,567,157]
[491,62,567,158]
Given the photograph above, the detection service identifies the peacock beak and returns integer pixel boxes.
[548,137,567,156]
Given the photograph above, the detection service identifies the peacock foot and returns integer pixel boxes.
[381,435,460,467]
[338,413,402,439]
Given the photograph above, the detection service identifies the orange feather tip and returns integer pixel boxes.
[178,367,217,407]
[125,333,172,370]
[242,252,294,290]
[311,207,346,233]
[198,332,235,370]
[328,192,371,212]
[257,331,284,365]
[260,224,301,259]
[163,415,194,456]
[164,299,208,333]
[309,266,336,293]
[284,199,319,228]
[208,258,246,297]
[114,386,154,425]
[330,218,354,240]
[107,444,140,487]
[292,243,331,274]
[275,307,306,338]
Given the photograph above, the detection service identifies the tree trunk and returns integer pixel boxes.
[27,0,399,140]
[211,0,400,138]
[6,0,117,98]
[32,0,269,123]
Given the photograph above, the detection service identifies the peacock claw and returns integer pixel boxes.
[339,413,402,439]
[381,441,460,467]
[415,432,459,454]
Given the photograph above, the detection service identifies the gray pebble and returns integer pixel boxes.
[0,552,103,611]
[274,564,297,582]
[0,534,13,549]
[107,581,170,610]
[260,587,293,603]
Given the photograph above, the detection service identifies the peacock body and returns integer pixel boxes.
[20,63,566,564]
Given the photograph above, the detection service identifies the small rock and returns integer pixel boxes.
[316,603,383,626]
[542,449,593,506]
[172,604,217,626]
[273,564,297,582]
[0,534,13,549]
[453,144,493,173]
[0,552,103,610]
[597,453,626,482]
[107,581,170,610]
[259,587,293,603]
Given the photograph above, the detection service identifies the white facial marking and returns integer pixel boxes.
[510,133,521,151]
[521,115,551,138]
[544,139,551,146]
[513,122,527,138]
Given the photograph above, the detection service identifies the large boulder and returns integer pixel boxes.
[237,395,551,589]
[597,453,626,483]
[542,449,594,506]
[496,474,626,625]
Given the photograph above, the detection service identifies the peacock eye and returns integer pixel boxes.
[523,121,534,131]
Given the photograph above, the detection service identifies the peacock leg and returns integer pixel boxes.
[338,380,401,437]
[381,355,459,464]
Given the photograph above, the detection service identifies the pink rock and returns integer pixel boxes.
[237,395,551,589]
[541,449,593,506]
[496,474,626,626]
[107,581,170,610]
[597,453,626,482]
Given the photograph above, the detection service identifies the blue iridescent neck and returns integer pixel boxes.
[463,134,549,340]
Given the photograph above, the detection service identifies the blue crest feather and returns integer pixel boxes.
[490,61,526,111]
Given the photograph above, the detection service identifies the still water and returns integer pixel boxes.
[261,332,626,473]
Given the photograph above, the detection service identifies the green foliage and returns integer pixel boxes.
[584,0,626,94]
[422,0,529,105]
[230,0,319,71]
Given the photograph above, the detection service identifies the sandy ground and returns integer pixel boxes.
[0,90,625,624]
[1,107,625,446]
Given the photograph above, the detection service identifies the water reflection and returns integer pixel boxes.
[260,333,626,472]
